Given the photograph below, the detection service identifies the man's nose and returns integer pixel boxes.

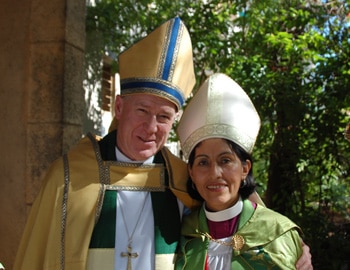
[143,115,158,133]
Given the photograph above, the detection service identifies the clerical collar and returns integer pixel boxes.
[115,147,154,164]
[204,197,243,222]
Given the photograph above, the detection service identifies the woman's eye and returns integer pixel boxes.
[197,160,208,166]
[221,158,231,164]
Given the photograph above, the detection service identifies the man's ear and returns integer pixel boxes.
[115,95,123,118]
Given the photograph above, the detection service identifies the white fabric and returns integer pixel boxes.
[204,197,243,270]
[115,190,154,270]
[177,73,261,159]
[207,238,233,270]
[204,197,243,221]
[116,146,155,164]
[114,147,155,270]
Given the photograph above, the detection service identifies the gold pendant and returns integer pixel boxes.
[231,234,245,250]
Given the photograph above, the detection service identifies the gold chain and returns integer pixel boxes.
[200,232,245,250]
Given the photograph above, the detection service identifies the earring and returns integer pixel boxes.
[191,182,197,190]
[240,179,247,189]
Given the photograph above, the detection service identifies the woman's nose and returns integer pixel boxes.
[210,163,222,178]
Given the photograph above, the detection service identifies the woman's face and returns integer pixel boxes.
[189,138,251,212]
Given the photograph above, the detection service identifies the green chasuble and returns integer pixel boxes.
[176,199,303,270]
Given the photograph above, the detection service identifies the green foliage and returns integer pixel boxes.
[85,0,350,267]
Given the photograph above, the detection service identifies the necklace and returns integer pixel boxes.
[200,232,245,251]
[118,192,150,270]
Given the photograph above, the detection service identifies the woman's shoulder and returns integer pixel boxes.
[254,204,300,228]
[237,202,302,252]
[241,202,302,240]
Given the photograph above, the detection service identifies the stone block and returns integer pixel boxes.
[30,0,65,42]
[25,123,63,203]
[29,43,64,122]
[66,0,86,50]
[63,44,85,125]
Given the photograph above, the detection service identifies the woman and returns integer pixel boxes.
[176,73,303,269]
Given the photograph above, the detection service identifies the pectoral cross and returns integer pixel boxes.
[121,245,138,270]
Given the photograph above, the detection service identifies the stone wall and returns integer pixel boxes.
[0,0,86,268]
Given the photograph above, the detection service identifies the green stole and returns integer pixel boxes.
[89,131,181,255]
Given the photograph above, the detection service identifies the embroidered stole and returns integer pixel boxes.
[87,131,181,269]
[88,190,180,269]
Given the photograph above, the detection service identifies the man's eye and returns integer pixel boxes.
[137,108,147,114]
[158,115,171,123]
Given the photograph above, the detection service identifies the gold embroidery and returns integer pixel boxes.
[200,232,245,250]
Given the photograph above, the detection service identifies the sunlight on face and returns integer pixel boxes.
[189,138,250,211]
[114,94,177,161]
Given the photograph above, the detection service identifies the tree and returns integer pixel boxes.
[85,1,350,268]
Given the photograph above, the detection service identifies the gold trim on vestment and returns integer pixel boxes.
[87,133,166,190]
[61,154,70,270]
[88,133,109,184]
[95,185,106,226]
[107,161,165,191]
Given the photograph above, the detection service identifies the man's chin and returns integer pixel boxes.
[136,148,158,160]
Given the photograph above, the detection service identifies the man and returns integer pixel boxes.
[14,17,312,270]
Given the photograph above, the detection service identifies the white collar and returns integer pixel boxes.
[204,197,243,222]
[115,146,154,164]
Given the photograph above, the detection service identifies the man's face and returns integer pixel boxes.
[115,94,177,161]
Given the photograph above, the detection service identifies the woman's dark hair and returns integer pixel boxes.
[187,139,256,202]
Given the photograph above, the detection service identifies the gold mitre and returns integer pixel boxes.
[177,73,261,159]
[118,17,195,111]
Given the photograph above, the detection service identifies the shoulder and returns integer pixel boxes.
[251,206,303,267]
[240,203,303,247]
[253,204,301,232]
[45,134,101,186]
[66,133,100,161]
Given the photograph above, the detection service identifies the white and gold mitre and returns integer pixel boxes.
[118,17,195,110]
[177,73,261,159]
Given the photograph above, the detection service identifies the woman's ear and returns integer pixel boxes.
[188,164,194,182]
[188,164,192,176]
[242,159,252,178]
